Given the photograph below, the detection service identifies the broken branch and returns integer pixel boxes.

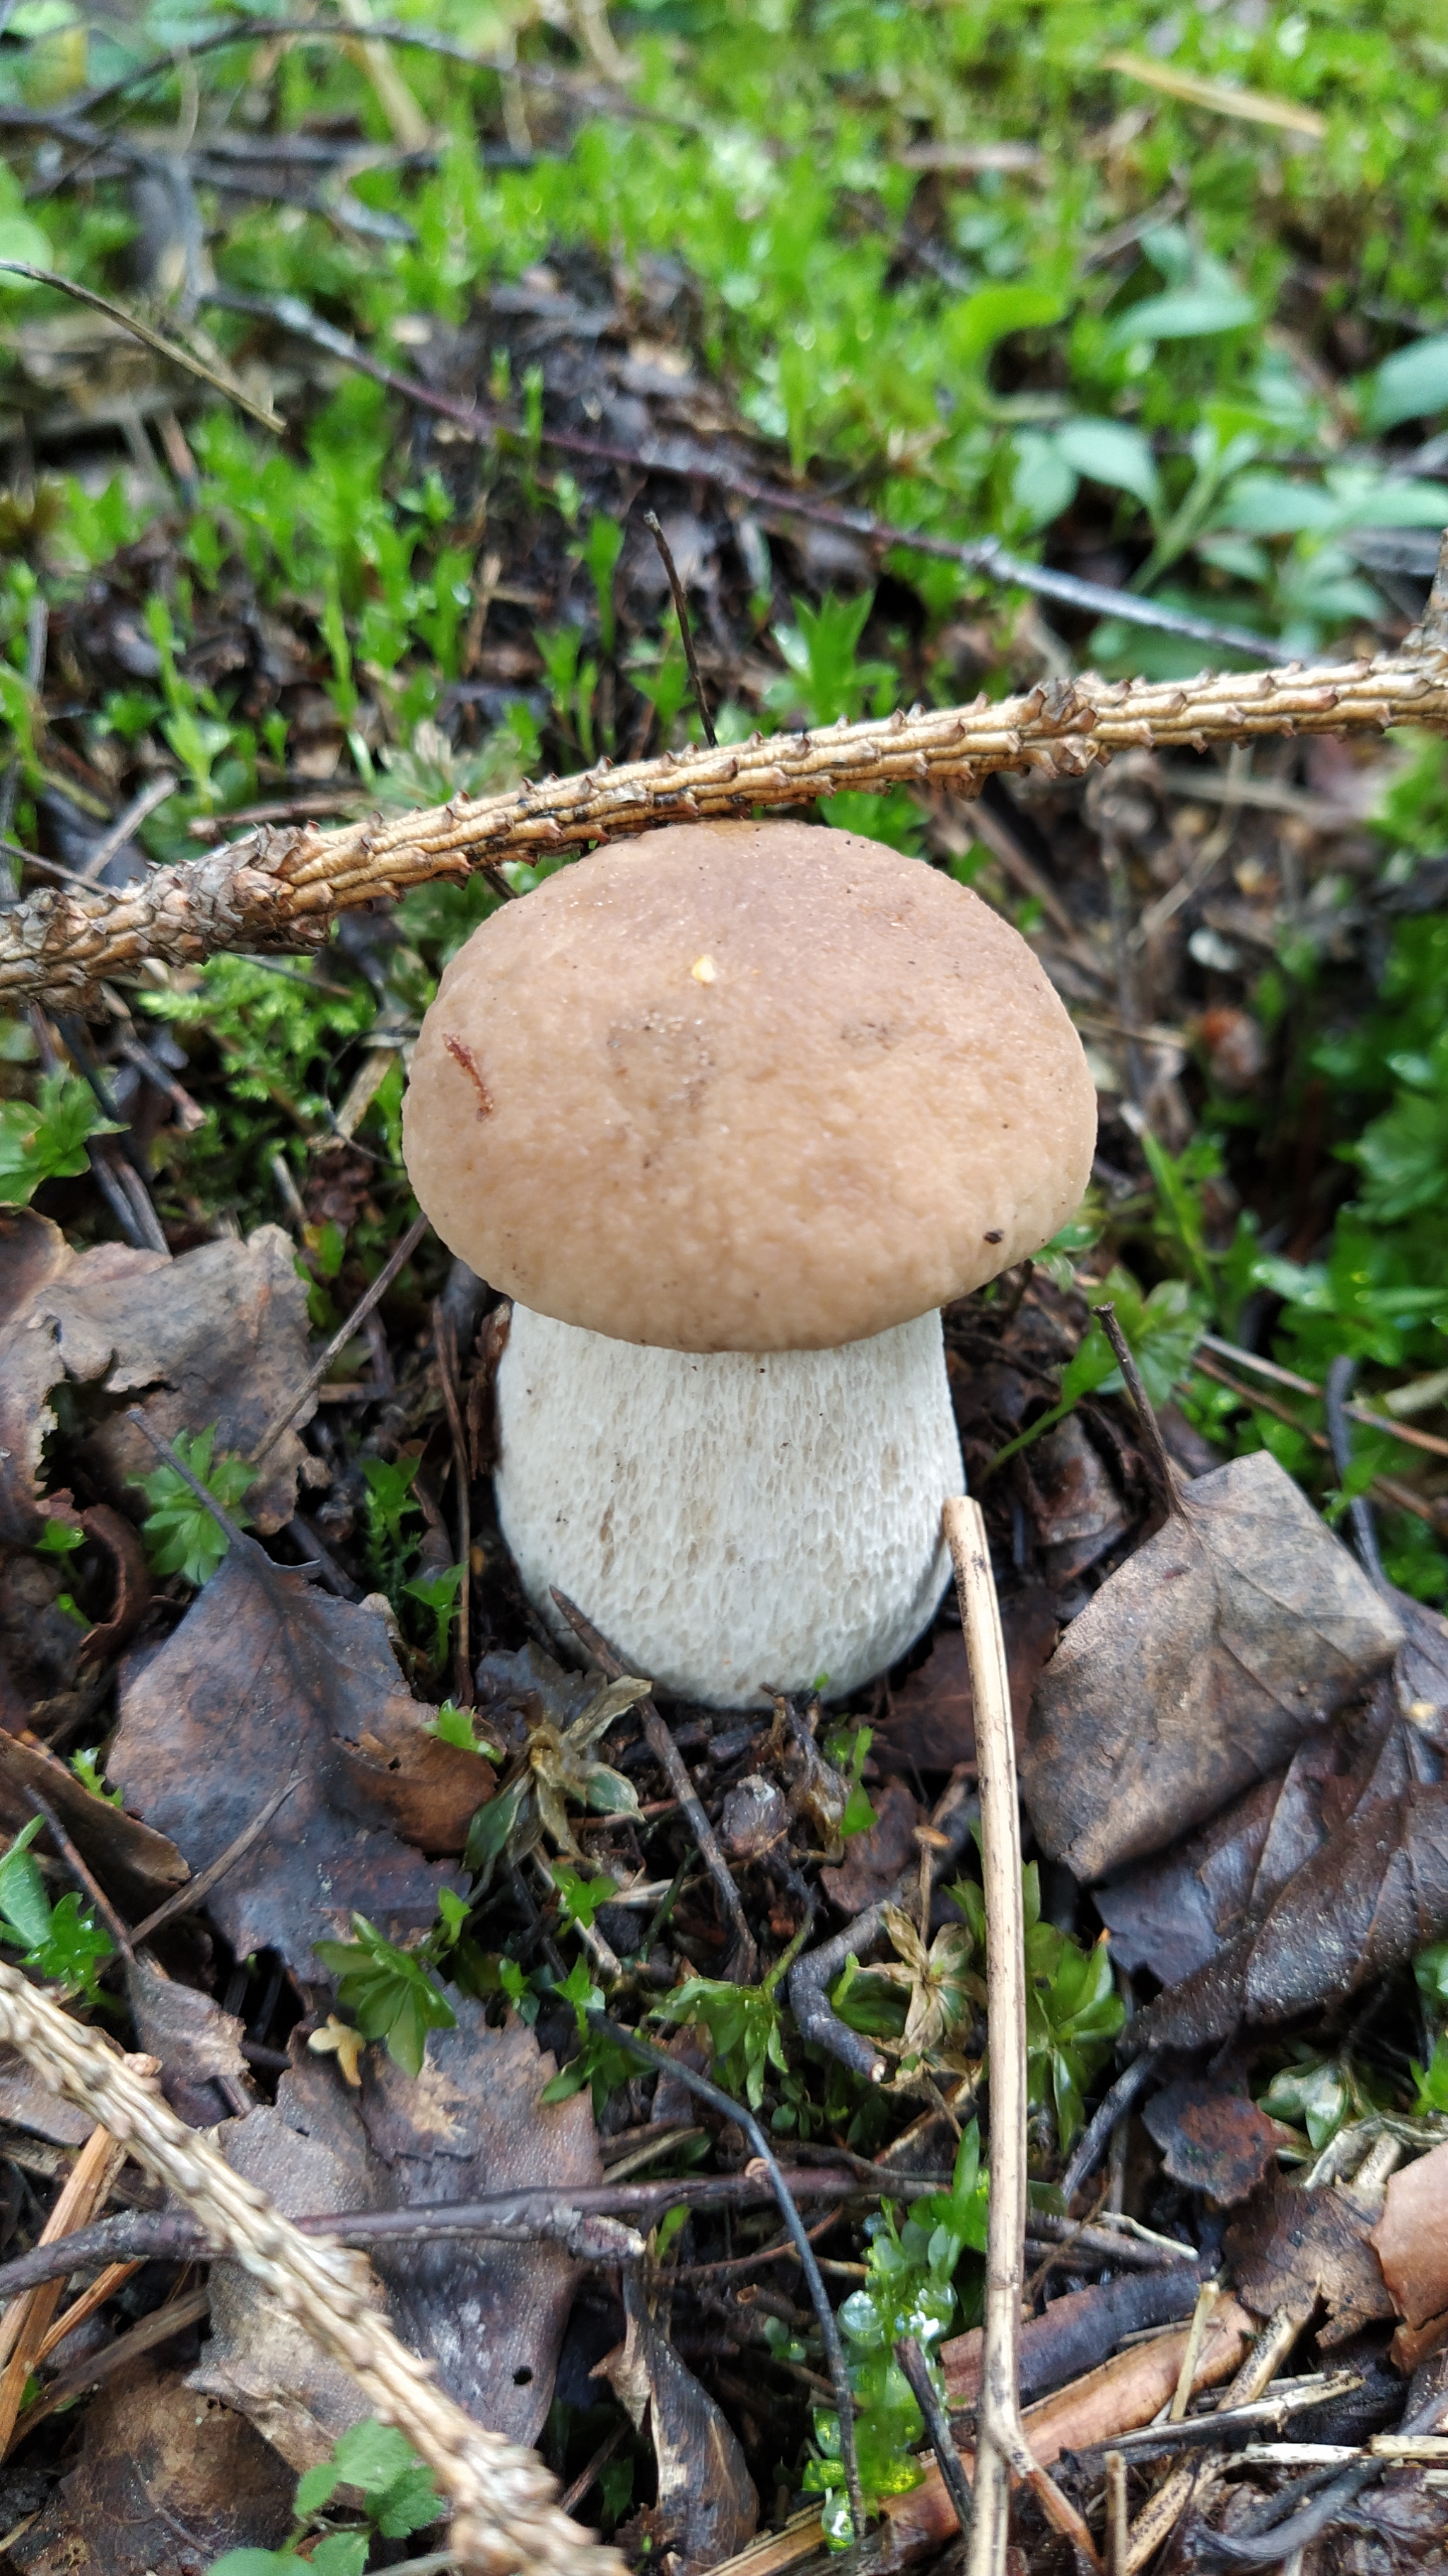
[6,636,1448,1013]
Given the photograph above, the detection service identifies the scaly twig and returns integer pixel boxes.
[6,627,1448,1012]
[0,1958,624,2576]
[942,1498,1101,2576]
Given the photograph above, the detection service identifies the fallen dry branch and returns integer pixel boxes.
[8,614,1448,1012]
[0,1959,626,2576]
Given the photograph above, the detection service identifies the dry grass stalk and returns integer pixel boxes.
[943,1498,1102,2576]
[7,628,1448,1013]
[0,1960,626,2576]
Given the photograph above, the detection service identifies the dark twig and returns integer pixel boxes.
[1324,1355,1387,1591]
[585,2010,867,2548]
[14,2284,211,2438]
[23,1789,133,1965]
[1193,2461,1378,2568]
[252,1208,429,1463]
[789,1769,976,2080]
[0,265,282,431]
[1093,1303,1185,1522]
[77,776,177,882]
[549,1588,757,1980]
[1059,2053,1161,2204]
[643,512,717,747]
[559,2422,628,2519]
[128,1774,301,1948]
[194,280,1290,662]
[897,2334,974,2543]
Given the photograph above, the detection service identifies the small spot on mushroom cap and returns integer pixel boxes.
[402,819,1097,1353]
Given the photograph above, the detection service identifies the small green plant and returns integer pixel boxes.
[69,1747,121,1805]
[0,1070,119,1205]
[805,2123,988,2546]
[358,1453,421,1602]
[313,1911,457,2080]
[551,1863,618,1932]
[950,1868,1124,2147]
[1257,2047,1394,2148]
[986,1267,1208,1477]
[209,2416,443,2574]
[427,1702,501,1757]
[462,1672,647,1890]
[538,1955,637,2112]
[657,1967,788,2113]
[0,1820,112,2004]
[134,1424,256,1587]
[402,1562,465,1668]
[822,1726,876,1839]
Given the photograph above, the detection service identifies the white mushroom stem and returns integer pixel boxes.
[496,1304,965,1707]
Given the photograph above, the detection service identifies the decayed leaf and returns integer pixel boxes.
[819,1777,923,1916]
[109,1535,489,1974]
[11,2360,296,2576]
[1097,1702,1391,1988]
[1135,1705,1448,2048]
[0,1208,315,1542]
[871,1588,1058,1776]
[0,1730,187,1921]
[597,2270,759,2574]
[1142,2073,1297,2206]
[195,2008,601,2467]
[1025,1414,1130,1583]
[125,1952,253,2128]
[868,1906,978,2081]
[1370,2138,1448,2329]
[1024,1449,1403,1880]
[1225,2174,1396,2344]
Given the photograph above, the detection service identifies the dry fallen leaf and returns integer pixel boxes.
[125,1952,253,2128]
[819,1776,923,1916]
[12,2358,296,2574]
[1025,1414,1130,1583]
[109,1535,487,1974]
[1141,2073,1296,2206]
[1135,1702,1447,2048]
[1225,2174,1396,2344]
[1371,2138,1448,2331]
[0,1731,187,1921]
[0,1208,315,1542]
[196,2008,602,2469]
[1024,1449,1403,1880]
[598,2270,759,2573]
[872,1586,1057,1776]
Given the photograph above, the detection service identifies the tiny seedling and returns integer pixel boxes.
[134,1424,256,1588]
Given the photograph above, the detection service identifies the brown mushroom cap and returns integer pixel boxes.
[402,819,1097,1352]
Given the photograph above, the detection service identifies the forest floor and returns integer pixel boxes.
[1,4,1448,2573]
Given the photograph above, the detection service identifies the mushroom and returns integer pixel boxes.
[402,820,1095,1706]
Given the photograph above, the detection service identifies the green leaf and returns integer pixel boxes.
[206,2554,308,2575]
[946,281,1063,375]
[428,1702,501,1757]
[25,1892,112,2000]
[551,1863,618,1931]
[0,1819,51,1950]
[1105,286,1255,350]
[464,1773,529,1891]
[0,1071,119,1205]
[1362,330,1448,431]
[1053,418,1160,513]
[314,1914,456,2078]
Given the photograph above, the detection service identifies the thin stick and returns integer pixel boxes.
[1059,2054,1160,2204]
[944,1499,1101,2576]
[896,2334,973,2544]
[643,513,717,748]
[1123,2307,1302,2575]
[128,1773,300,1946]
[549,1588,757,1981]
[77,775,177,882]
[586,2010,866,2548]
[1198,1335,1448,1462]
[1105,2452,1128,2576]
[252,1208,428,1462]
[433,1298,473,1703]
[1092,1304,1185,1520]
[23,1789,133,1965]
[1169,2281,1219,2423]
[0,264,283,431]
[11,633,1448,1014]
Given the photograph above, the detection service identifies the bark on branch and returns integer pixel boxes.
[11,632,1448,1014]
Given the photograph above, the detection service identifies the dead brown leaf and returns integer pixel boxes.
[1142,2074,1296,2206]
[8,2360,295,2575]
[872,1587,1057,1776]
[1371,2138,1448,2331]
[196,2008,602,2469]
[1024,1449,1403,1880]
[819,1777,923,1916]
[1136,1706,1448,2047]
[1025,1415,1129,1583]
[125,1953,252,2128]
[942,2267,1204,2410]
[1225,2174,1396,2343]
[0,1731,186,1921]
[599,2270,759,2573]
[109,1535,486,1974]
[0,1210,315,1542]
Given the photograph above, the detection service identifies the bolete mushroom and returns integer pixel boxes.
[402,820,1095,1706]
